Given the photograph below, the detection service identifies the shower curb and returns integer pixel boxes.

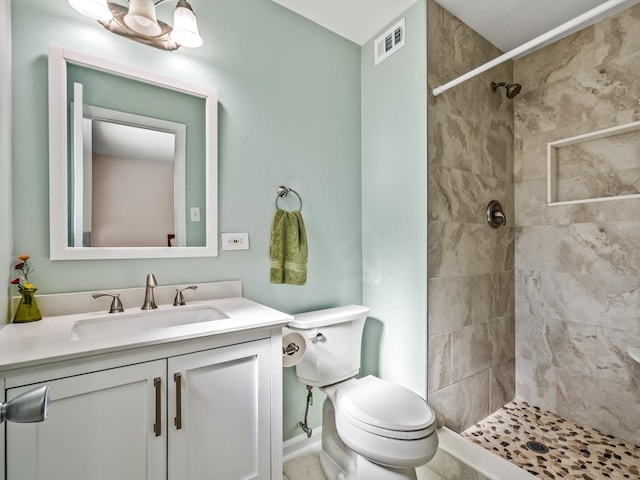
[438,427,537,480]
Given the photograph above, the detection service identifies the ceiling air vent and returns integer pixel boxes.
[374,18,405,66]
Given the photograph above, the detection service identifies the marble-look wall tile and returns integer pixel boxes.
[514,3,640,443]
[471,271,515,323]
[596,326,640,388]
[428,370,491,433]
[515,271,561,320]
[516,271,640,331]
[429,165,504,224]
[492,227,515,273]
[594,5,640,66]
[427,0,514,432]
[451,315,515,382]
[428,222,493,278]
[556,369,640,445]
[514,137,523,184]
[519,123,620,183]
[451,323,495,382]
[428,222,514,278]
[597,196,640,222]
[546,318,597,376]
[516,222,640,276]
[428,109,482,172]
[494,314,516,363]
[490,359,515,412]
[513,27,595,91]
[428,332,452,394]
[515,179,599,226]
[428,276,473,335]
[427,1,500,87]
[514,87,558,135]
[515,312,556,412]
[555,129,640,202]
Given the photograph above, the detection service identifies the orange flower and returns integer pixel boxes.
[10,255,35,290]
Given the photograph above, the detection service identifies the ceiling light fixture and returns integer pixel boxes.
[68,0,203,51]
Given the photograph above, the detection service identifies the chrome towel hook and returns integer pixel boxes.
[276,185,303,211]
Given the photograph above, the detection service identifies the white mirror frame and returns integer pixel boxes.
[48,44,218,259]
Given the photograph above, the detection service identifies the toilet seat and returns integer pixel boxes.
[335,376,436,441]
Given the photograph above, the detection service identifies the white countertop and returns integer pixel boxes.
[0,296,292,371]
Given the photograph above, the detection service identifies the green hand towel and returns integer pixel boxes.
[270,209,308,285]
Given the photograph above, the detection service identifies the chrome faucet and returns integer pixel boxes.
[141,273,158,310]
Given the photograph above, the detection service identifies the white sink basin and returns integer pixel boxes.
[69,306,229,341]
[629,347,640,365]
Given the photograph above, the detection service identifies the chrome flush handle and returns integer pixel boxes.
[310,333,325,343]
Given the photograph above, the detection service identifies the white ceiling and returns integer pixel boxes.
[272,0,639,51]
[271,0,419,45]
[434,0,636,52]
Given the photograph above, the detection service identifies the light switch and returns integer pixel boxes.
[190,207,200,222]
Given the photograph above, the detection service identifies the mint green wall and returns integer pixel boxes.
[361,0,428,396]
[11,0,361,441]
[1,0,11,322]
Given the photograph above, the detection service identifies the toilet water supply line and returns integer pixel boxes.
[298,385,314,438]
[431,0,637,97]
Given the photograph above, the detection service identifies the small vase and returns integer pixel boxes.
[13,288,43,323]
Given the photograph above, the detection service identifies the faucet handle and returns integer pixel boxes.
[173,285,198,306]
[92,292,124,314]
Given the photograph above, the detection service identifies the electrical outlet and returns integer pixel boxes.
[221,233,249,251]
[190,207,201,222]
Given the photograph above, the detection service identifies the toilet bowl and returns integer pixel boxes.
[288,306,438,480]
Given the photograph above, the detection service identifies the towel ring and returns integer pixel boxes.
[276,186,303,211]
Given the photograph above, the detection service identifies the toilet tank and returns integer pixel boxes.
[287,305,370,387]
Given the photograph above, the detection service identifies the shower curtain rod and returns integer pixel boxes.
[431,0,639,97]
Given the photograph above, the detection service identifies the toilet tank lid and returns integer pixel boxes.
[288,305,370,329]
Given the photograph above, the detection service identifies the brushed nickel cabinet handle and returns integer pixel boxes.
[153,377,162,437]
[174,372,182,430]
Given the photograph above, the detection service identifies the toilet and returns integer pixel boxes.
[288,305,438,480]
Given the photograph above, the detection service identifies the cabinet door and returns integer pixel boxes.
[6,360,167,480]
[168,339,271,480]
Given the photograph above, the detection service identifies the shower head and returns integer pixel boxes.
[491,81,522,99]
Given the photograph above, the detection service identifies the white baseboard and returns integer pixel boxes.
[282,427,322,462]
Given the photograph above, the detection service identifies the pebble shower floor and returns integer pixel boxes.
[462,400,640,479]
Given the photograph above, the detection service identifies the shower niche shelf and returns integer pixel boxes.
[547,120,640,206]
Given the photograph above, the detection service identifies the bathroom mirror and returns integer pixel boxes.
[48,45,218,259]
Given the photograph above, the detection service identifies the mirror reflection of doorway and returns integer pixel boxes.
[91,120,176,247]
[70,93,187,248]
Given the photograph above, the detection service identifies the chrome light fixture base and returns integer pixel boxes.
[99,2,179,51]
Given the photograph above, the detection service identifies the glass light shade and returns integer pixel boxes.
[170,1,203,48]
[124,0,162,37]
[68,0,112,21]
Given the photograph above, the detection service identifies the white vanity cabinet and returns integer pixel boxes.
[4,336,276,480]
[6,360,167,480]
[168,339,271,480]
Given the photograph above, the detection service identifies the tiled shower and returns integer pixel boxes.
[427,0,640,475]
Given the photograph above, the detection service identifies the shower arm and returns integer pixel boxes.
[432,0,634,97]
